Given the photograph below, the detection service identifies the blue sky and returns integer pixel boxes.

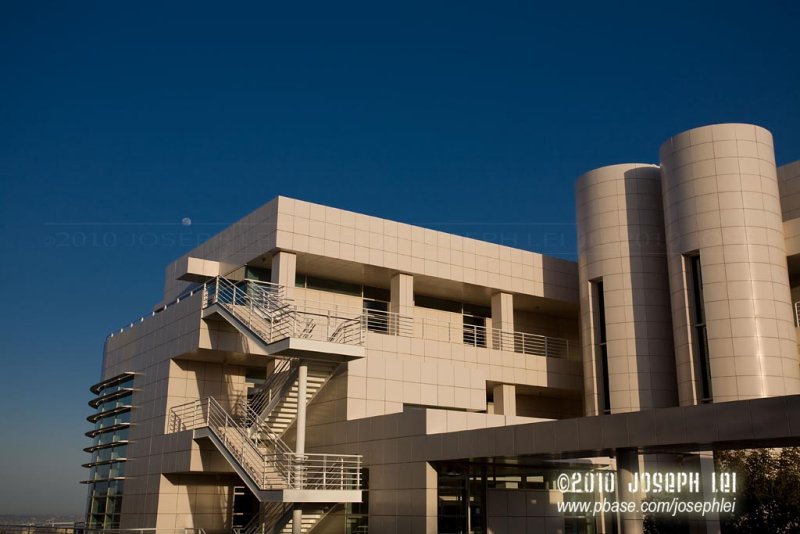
[0,0,798,515]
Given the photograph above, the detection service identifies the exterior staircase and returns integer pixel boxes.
[236,502,337,534]
[278,505,334,533]
[169,397,362,502]
[167,277,363,505]
[203,276,364,348]
[168,276,363,504]
[260,361,339,437]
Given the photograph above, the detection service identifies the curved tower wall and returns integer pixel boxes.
[659,123,800,404]
[576,164,677,415]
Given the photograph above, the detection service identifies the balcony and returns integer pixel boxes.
[106,276,579,362]
[295,299,580,361]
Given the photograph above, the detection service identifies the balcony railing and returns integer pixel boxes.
[108,276,579,360]
[293,299,580,360]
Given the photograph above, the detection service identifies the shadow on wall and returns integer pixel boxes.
[623,167,679,410]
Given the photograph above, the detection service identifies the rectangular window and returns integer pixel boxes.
[687,254,712,403]
[592,280,611,414]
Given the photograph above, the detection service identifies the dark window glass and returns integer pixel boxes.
[244,266,271,282]
[593,280,611,414]
[462,303,490,318]
[305,275,362,296]
[363,286,390,301]
[688,254,712,402]
[415,294,462,313]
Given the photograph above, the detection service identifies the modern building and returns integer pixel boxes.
[84,123,800,534]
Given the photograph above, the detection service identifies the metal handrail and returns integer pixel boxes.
[233,511,264,534]
[169,397,362,492]
[169,398,289,489]
[235,399,293,455]
[287,292,579,359]
[205,277,365,347]
[248,358,299,418]
[110,275,578,359]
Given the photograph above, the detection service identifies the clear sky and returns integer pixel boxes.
[0,0,798,516]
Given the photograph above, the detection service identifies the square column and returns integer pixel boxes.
[390,272,414,316]
[616,449,644,534]
[271,251,297,300]
[493,383,516,416]
[491,292,514,350]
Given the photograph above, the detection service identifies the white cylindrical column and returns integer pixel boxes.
[295,363,308,454]
[291,362,309,534]
[660,123,800,404]
[576,164,677,415]
[292,508,302,534]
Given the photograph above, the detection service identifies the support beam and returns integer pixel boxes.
[296,363,308,454]
[293,362,308,534]
[292,508,302,534]
[616,449,643,534]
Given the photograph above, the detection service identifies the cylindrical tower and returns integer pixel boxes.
[660,123,800,404]
[576,164,677,415]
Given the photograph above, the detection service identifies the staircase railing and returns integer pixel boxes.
[234,501,292,534]
[204,277,289,343]
[328,316,364,345]
[236,399,293,455]
[265,502,293,534]
[170,397,290,488]
[307,504,339,533]
[169,397,362,492]
[202,277,365,347]
[248,358,300,420]
[234,509,264,534]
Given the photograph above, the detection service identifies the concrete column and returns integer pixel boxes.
[292,362,308,534]
[295,363,308,454]
[390,273,414,316]
[271,251,297,300]
[493,383,516,416]
[292,508,302,534]
[491,292,514,350]
[491,292,514,330]
[616,449,643,534]
[693,452,721,534]
[390,273,414,334]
